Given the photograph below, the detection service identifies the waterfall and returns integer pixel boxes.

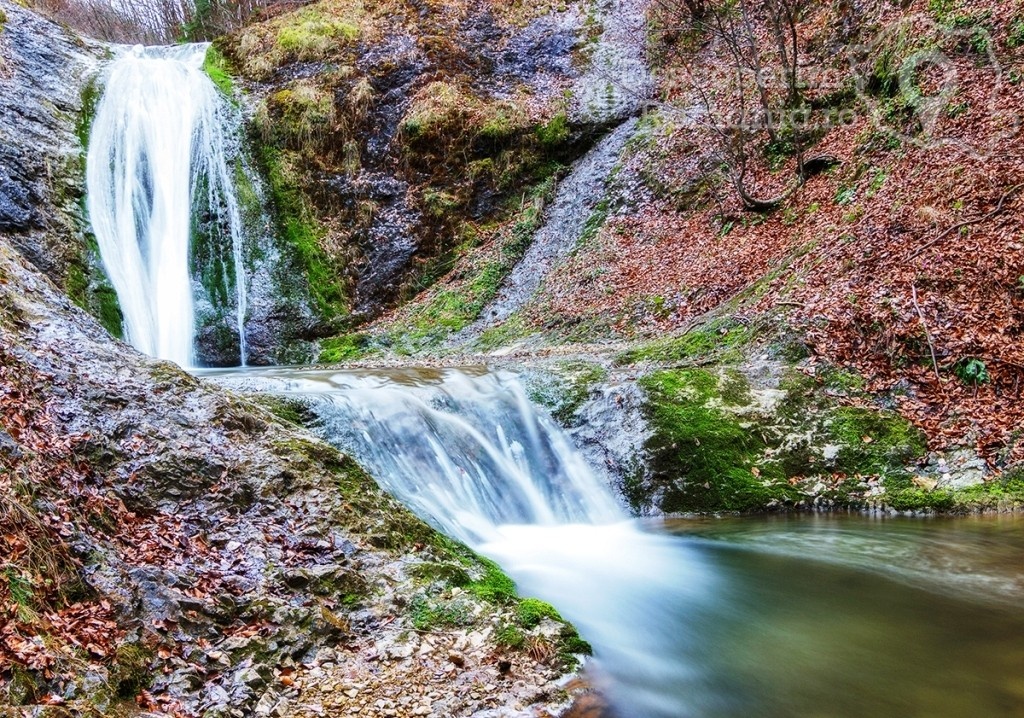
[206,366,715,718]
[86,44,248,367]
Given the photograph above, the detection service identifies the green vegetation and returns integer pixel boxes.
[1009,16,1024,48]
[260,82,336,154]
[528,361,608,426]
[66,235,125,340]
[825,407,928,476]
[536,112,571,148]
[466,557,517,603]
[639,369,800,513]
[495,623,526,648]
[401,81,525,146]
[248,395,318,427]
[411,593,476,630]
[76,76,101,151]
[634,361,938,514]
[382,176,558,351]
[578,198,610,247]
[110,644,153,698]
[260,147,347,320]
[953,357,990,386]
[202,44,236,98]
[234,2,366,77]
[616,318,755,365]
[275,8,359,60]
[475,312,533,351]
[319,333,371,363]
[516,598,561,628]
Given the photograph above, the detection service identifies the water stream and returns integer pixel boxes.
[206,366,1024,718]
[87,43,247,367]
[458,118,638,342]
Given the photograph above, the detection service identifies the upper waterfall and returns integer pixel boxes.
[86,43,247,367]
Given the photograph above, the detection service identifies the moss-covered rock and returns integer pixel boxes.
[632,360,936,514]
[640,368,801,513]
[224,0,600,327]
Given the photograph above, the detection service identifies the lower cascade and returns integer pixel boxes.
[208,367,718,717]
[86,44,248,367]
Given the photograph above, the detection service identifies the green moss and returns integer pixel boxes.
[110,644,153,698]
[949,471,1024,510]
[536,112,570,148]
[479,110,522,143]
[66,236,125,340]
[248,395,317,427]
[262,83,336,153]
[385,176,557,350]
[76,76,101,151]
[190,174,238,316]
[6,666,37,705]
[203,44,236,98]
[616,318,754,365]
[818,365,867,394]
[495,623,526,648]
[319,333,371,363]
[276,9,359,60]
[475,312,533,351]
[516,598,561,629]
[0,8,7,30]
[408,562,472,587]
[93,286,124,339]
[874,466,1024,513]
[557,626,592,661]
[422,187,463,218]
[467,557,517,604]
[578,198,609,247]
[826,407,927,476]
[882,485,956,512]
[719,368,751,406]
[401,82,530,151]
[411,594,475,630]
[260,147,347,320]
[639,369,798,513]
[528,361,608,426]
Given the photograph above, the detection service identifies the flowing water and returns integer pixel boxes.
[87,43,247,367]
[457,118,638,342]
[205,367,1024,718]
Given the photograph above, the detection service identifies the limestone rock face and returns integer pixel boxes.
[0,0,103,280]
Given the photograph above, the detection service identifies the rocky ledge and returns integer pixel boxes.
[0,239,588,715]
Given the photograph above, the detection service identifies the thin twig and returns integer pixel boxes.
[908,184,1023,261]
[988,357,1024,371]
[911,282,941,382]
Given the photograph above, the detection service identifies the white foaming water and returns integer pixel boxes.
[202,366,1024,718]
[205,366,715,717]
[87,44,247,367]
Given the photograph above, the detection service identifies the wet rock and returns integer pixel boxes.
[923,450,989,490]
[0,426,22,458]
[0,0,104,281]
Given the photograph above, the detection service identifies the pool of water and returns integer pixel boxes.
[575,514,1024,718]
